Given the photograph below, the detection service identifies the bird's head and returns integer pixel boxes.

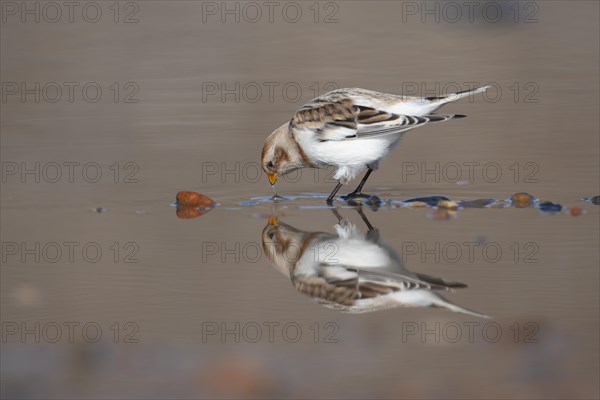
[262,217,301,275]
[262,217,320,275]
[261,123,307,185]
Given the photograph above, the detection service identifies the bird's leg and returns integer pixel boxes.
[326,181,343,205]
[330,207,344,224]
[342,168,373,200]
[356,207,374,232]
[356,206,380,242]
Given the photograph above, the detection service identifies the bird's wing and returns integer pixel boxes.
[290,95,462,142]
[291,264,488,317]
[291,263,461,304]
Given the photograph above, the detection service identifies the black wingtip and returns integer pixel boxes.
[453,114,467,119]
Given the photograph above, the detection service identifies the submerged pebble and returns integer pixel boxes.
[570,207,583,217]
[402,195,450,207]
[459,199,495,208]
[510,192,536,208]
[271,194,288,201]
[363,195,384,209]
[582,195,600,205]
[404,201,428,208]
[437,200,459,210]
[537,201,563,213]
[490,201,510,208]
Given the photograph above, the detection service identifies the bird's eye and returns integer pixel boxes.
[268,232,275,239]
[268,161,274,168]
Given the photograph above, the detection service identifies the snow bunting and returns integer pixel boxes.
[261,86,490,203]
[262,209,489,317]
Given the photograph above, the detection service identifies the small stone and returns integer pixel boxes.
[570,207,583,217]
[402,195,450,207]
[437,200,459,210]
[364,195,384,208]
[537,201,562,213]
[510,192,535,208]
[176,191,215,208]
[459,199,495,208]
[406,201,428,208]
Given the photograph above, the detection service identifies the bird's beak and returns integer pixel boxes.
[268,173,278,185]
[268,216,278,225]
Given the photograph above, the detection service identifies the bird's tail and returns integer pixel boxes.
[391,290,491,319]
[426,85,491,105]
[430,293,492,319]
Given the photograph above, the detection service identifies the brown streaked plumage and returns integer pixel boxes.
[261,86,490,202]
[261,210,490,317]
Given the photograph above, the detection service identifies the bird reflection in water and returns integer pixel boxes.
[262,208,489,318]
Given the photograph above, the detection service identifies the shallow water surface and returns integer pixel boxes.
[1,1,599,398]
